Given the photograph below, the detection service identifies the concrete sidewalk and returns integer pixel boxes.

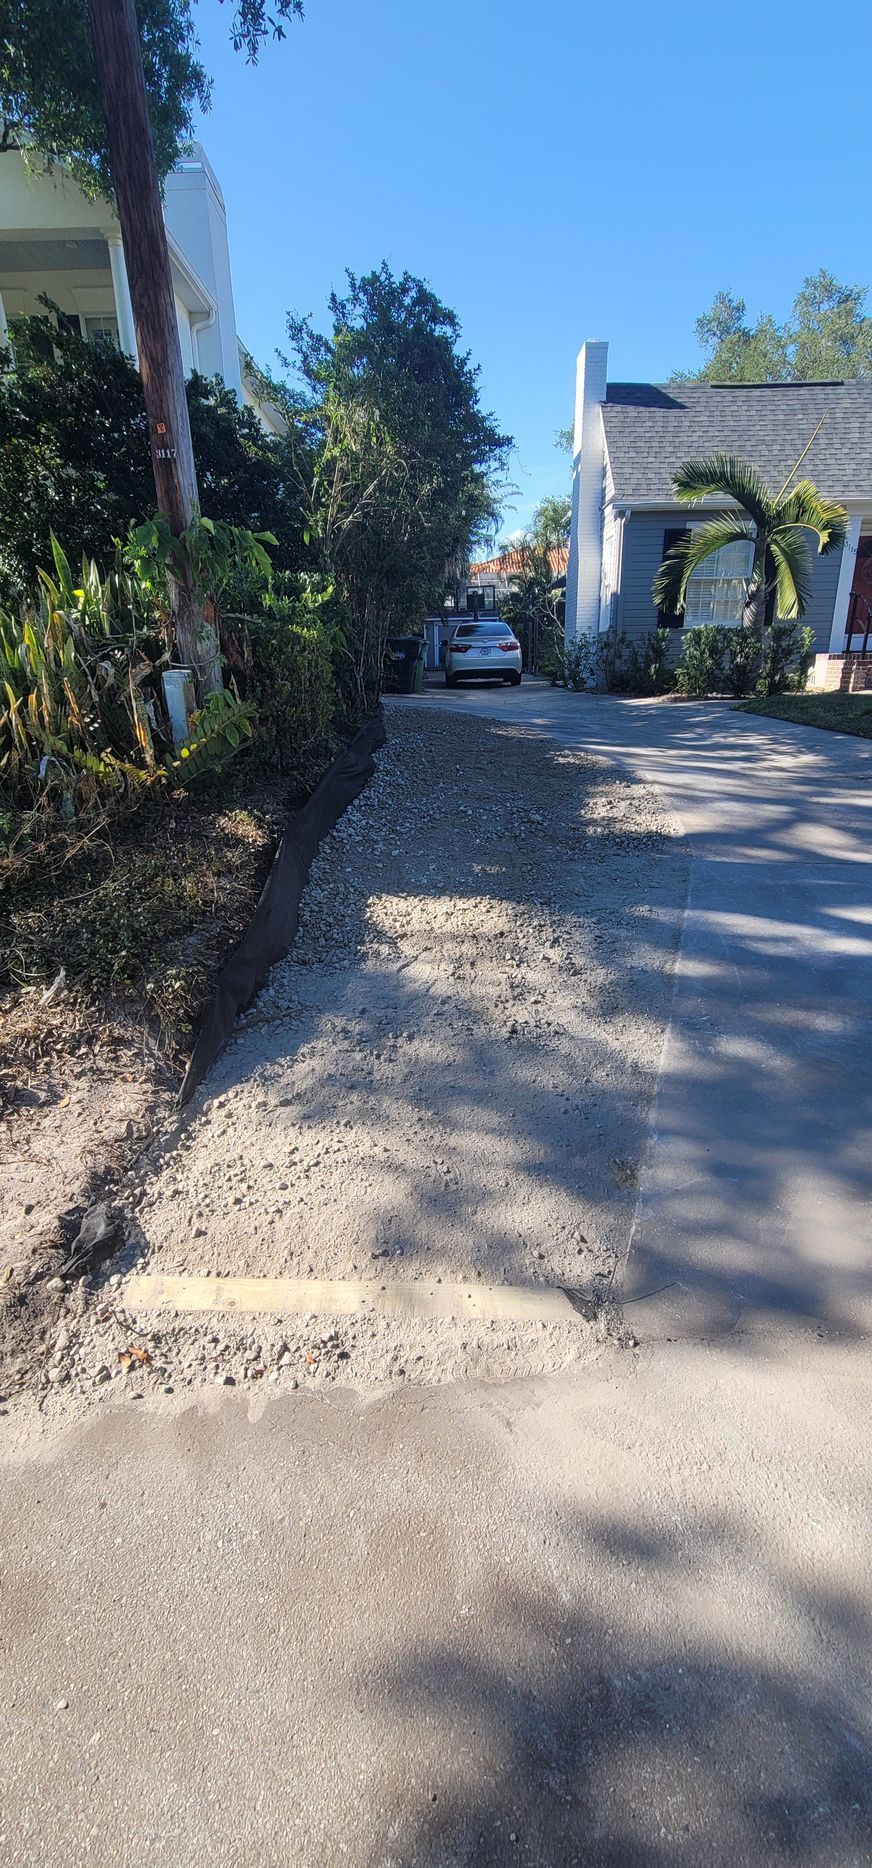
[419,685,872,1341]
[3,1341,870,1867]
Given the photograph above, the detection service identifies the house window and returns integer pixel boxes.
[684,536,754,625]
[84,315,119,348]
[466,584,496,614]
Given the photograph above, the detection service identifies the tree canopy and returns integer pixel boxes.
[0,312,306,595]
[283,264,511,709]
[0,0,303,197]
[686,271,872,383]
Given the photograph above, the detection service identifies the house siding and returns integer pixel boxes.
[616,509,844,654]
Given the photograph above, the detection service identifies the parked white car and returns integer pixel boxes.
[445,621,522,687]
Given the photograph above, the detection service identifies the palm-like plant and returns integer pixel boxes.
[653,451,848,627]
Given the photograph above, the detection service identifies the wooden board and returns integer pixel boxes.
[124,1273,588,1325]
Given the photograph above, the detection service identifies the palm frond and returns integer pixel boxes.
[672,454,773,529]
[769,526,814,620]
[776,480,848,555]
[652,516,755,614]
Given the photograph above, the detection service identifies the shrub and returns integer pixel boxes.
[223,572,342,789]
[759,620,815,696]
[539,619,565,685]
[620,628,676,695]
[563,635,597,690]
[674,619,817,699]
[0,314,308,599]
[0,536,252,821]
[721,621,764,697]
[0,311,151,599]
[675,625,727,697]
[534,622,595,689]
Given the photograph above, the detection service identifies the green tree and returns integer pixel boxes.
[653,452,847,630]
[284,265,510,711]
[0,0,302,196]
[0,313,306,594]
[688,271,872,383]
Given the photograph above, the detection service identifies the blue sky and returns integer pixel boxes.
[193,0,867,534]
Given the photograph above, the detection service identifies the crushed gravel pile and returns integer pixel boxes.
[21,705,688,1411]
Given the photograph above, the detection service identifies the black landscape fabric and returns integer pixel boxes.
[179,709,388,1104]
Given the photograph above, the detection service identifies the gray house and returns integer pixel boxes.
[564,342,872,671]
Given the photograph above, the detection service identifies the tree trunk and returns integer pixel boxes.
[87,0,220,696]
[742,538,770,631]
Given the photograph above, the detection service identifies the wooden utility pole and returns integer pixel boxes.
[87,0,220,694]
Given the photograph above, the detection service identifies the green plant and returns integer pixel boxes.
[0,534,252,818]
[0,0,302,198]
[687,270,872,384]
[126,513,277,607]
[653,452,847,632]
[226,572,342,786]
[284,265,511,712]
[563,636,596,689]
[615,628,676,695]
[0,322,308,602]
[174,688,254,779]
[722,621,764,697]
[539,619,566,685]
[674,625,727,697]
[758,621,816,697]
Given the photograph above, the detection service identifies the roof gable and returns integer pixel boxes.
[600,379,872,502]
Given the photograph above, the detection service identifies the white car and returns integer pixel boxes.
[445,620,522,687]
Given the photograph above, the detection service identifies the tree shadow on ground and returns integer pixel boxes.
[364,1506,872,1867]
[188,696,872,1341]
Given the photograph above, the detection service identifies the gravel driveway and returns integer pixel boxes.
[29,705,688,1408]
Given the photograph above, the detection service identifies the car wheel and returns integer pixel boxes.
[445,672,458,688]
[510,673,522,686]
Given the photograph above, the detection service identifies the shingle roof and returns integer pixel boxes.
[600,380,872,502]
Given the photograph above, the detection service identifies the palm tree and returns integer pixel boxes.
[653,450,847,629]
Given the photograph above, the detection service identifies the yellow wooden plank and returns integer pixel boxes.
[123,1273,585,1325]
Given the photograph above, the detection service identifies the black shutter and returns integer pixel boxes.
[657,528,691,628]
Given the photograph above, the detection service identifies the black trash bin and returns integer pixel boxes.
[385,636,424,694]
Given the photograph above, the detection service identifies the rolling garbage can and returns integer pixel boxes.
[386,635,424,694]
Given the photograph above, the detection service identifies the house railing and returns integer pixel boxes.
[845,593,872,654]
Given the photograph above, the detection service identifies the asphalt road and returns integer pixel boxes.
[2,687,871,1867]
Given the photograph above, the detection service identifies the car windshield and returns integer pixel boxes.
[454,623,512,639]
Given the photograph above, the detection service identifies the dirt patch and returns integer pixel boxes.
[0,771,286,1397]
[7,707,689,1416]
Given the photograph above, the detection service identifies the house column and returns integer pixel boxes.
[0,285,9,352]
[828,514,861,652]
[106,233,138,361]
[565,339,609,641]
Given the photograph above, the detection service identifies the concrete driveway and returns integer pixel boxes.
[423,683,872,1342]
[2,689,871,1866]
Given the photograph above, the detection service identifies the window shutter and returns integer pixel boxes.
[658,528,691,628]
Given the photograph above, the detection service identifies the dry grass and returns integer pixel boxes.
[1,768,287,1094]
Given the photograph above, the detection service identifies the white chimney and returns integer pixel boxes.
[564,340,608,641]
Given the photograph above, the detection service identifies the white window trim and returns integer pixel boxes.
[684,527,754,627]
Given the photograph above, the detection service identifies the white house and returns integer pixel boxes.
[0,141,285,434]
[565,339,872,676]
